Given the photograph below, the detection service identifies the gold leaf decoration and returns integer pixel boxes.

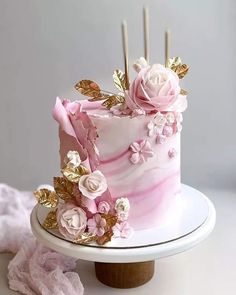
[167,57,189,79]
[61,165,89,183]
[180,88,188,95]
[43,210,58,229]
[75,80,102,98]
[102,95,125,109]
[54,177,75,201]
[34,189,58,208]
[87,93,110,102]
[101,213,118,230]
[96,230,113,245]
[113,69,127,91]
[73,233,97,244]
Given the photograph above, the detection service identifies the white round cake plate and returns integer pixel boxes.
[31,184,216,263]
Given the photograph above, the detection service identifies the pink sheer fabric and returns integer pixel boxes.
[0,184,84,295]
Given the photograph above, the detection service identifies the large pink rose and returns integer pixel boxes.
[57,203,87,240]
[125,64,181,113]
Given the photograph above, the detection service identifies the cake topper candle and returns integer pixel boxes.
[165,29,170,67]
[143,6,150,63]
[122,21,129,89]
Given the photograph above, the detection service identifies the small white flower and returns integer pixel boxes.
[133,57,149,72]
[166,112,175,124]
[115,197,130,213]
[64,151,81,168]
[147,113,166,138]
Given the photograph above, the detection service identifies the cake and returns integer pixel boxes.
[33,10,189,244]
[31,55,188,245]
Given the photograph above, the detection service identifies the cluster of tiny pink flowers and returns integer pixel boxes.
[147,112,183,144]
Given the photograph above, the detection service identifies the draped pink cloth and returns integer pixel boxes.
[0,184,84,295]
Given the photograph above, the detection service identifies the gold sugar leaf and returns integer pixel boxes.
[102,95,125,109]
[167,57,189,79]
[75,80,102,98]
[43,210,58,229]
[34,189,58,208]
[61,165,89,183]
[180,88,188,95]
[88,93,110,102]
[54,177,75,201]
[101,213,118,229]
[167,57,182,71]
[73,233,97,245]
[96,230,113,245]
[113,69,127,91]
[176,64,189,79]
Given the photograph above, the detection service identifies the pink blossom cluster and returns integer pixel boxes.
[147,111,183,144]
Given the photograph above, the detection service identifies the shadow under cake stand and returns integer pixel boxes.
[30,184,216,289]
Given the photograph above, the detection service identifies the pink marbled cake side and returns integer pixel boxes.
[82,102,181,230]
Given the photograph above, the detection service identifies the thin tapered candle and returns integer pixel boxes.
[122,21,129,89]
[143,6,150,63]
[165,29,170,67]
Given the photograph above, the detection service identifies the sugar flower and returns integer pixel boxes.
[112,222,133,238]
[168,148,177,159]
[125,64,180,113]
[147,113,166,137]
[64,151,81,168]
[87,214,106,237]
[129,140,154,164]
[79,170,107,200]
[97,201,110,214]
[115,197,130,213]
[57,203,87,240]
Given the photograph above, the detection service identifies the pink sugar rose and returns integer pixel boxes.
[57,203,87,240]
[79,170,108,200]
[87,214,106,237]
[97,201,110,214]
[125,64,181,113]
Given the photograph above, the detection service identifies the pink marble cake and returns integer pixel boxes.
[52,57,189,234]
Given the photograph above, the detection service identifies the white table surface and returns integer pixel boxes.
[1,189,235,295]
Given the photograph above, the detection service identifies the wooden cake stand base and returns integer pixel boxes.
[30,184,216,289]
[95,261,154,288]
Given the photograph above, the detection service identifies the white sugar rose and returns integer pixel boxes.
[115,197,130,213]
[57,203,87,240]
[79,170,107,200]
[64,150,81,168]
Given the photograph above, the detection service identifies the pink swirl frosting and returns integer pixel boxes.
[125,64,181,113]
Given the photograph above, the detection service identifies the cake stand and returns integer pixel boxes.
[30,184,216,289]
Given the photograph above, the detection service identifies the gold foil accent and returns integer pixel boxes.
[167,57,189,79]
[101,213,118,230]
[96,230,113,245]
[73,233,97,244]
[61,165,89,183]
[113,69,127,91]
[34,189,58,208]
[180,88,188,95]
[101,95,125,109]
[43,210,58,229]
[75,80,102,98]
[54,177,75,201]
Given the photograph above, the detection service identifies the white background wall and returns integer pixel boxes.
[0,0,235,190]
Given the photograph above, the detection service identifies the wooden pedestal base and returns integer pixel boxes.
[94,261,155,288]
